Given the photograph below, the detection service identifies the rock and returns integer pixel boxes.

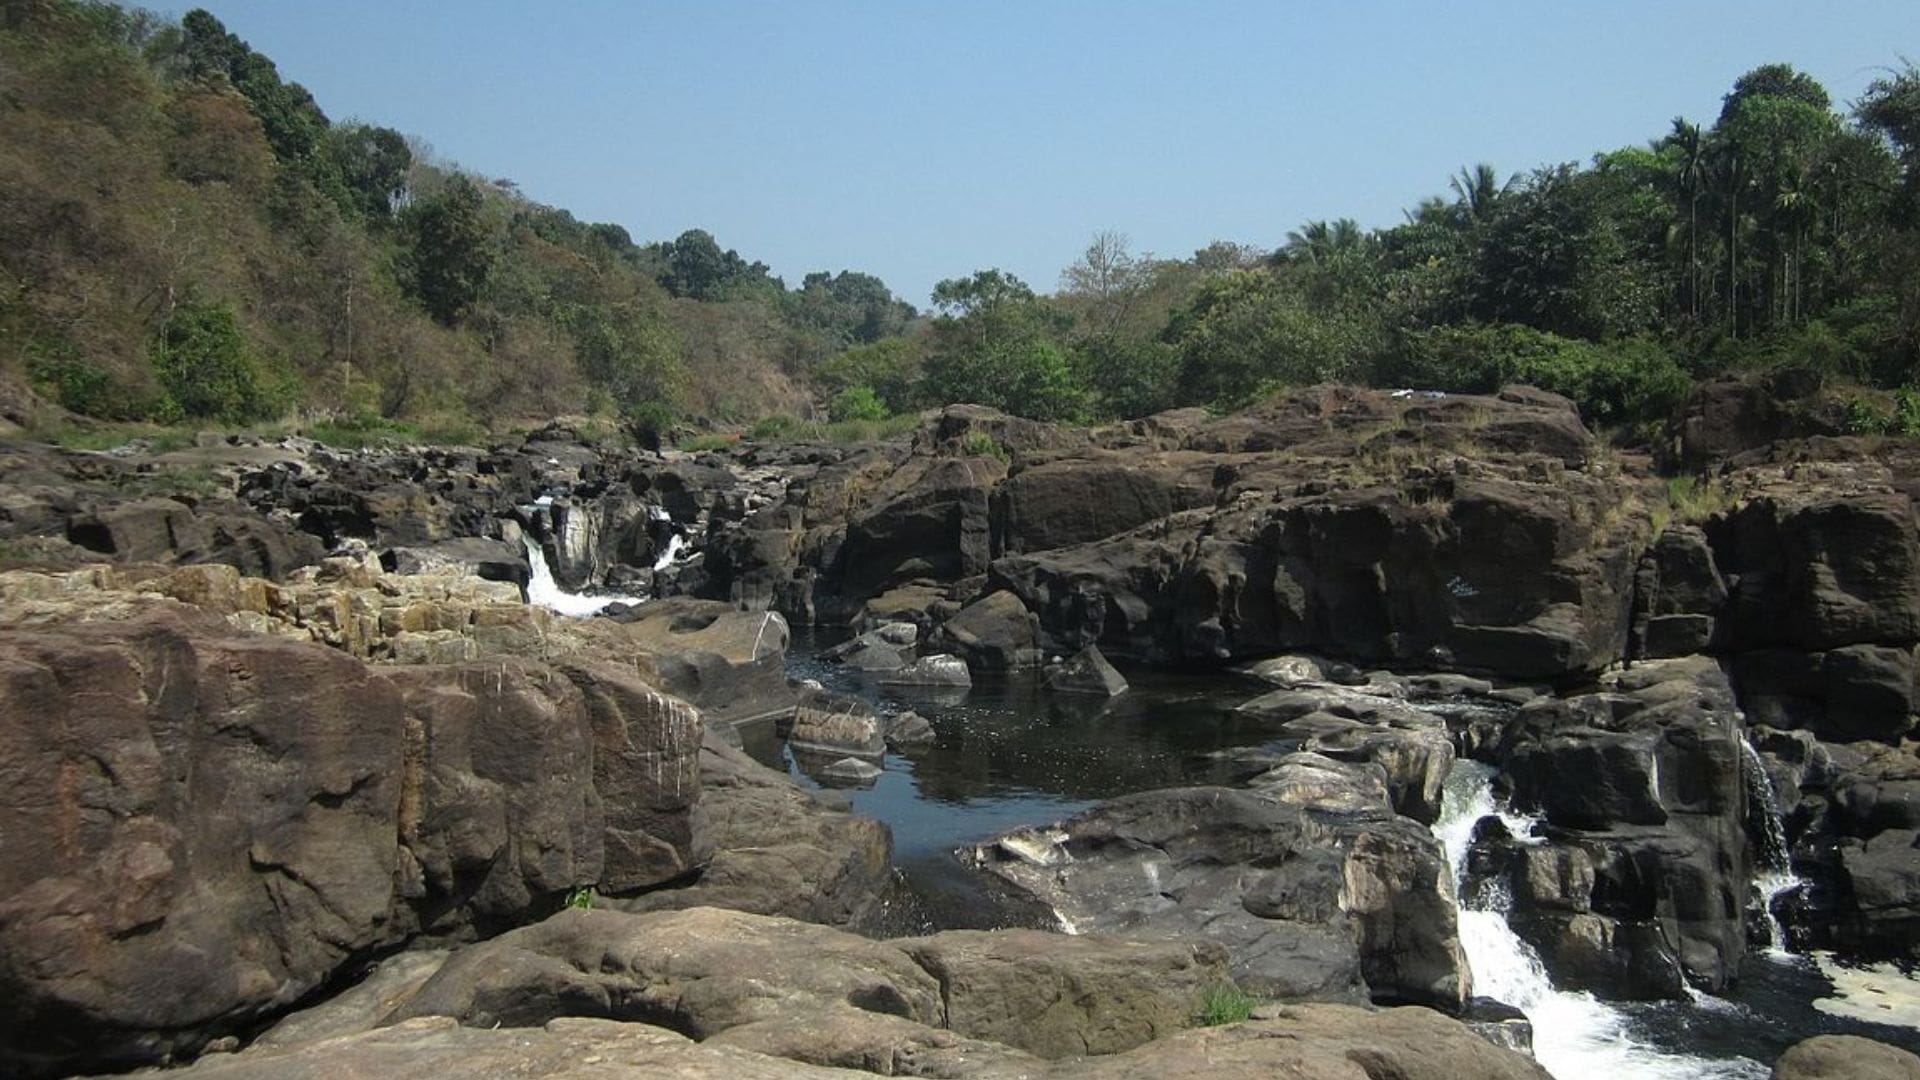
[1043,1003,1553,1080]
[1773,1034,1920,1080]
[1241,654,1326,687]
[0,606,408,1074]
[968,778,1468,1012]
[1667,370,1844,471]
[1714,492,1920,652]
[119,1015,858,1079]
[816,756,885,787]
[1494,657,1754,997]
[612,600,794,724]
[1734,644,1919,743]
[618,736,893,930]
[880,653,974,687]
[0,601,714,1076]
[991,455,1212,555]
[885,710,936,747]
[254,951,451,1050]
[1235,684,1454,824]
[790,690,886,758]
[937,590,1042,670]
[1043,644,1128,697]
[386,907,943,1036]
[1631,525,1727,658]
[382,537,530,588]
[894,930,1230,1058]
[708,1002,1041,1076]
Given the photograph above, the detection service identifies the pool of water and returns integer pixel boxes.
[757,629,1920,1076]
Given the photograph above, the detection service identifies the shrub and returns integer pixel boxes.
[829,384,889,422]
[150,301,289,422]
[1393,322,1689,428]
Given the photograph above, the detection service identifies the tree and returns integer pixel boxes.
[654,228,775,300]
[150,300,287,422]
[923,269,1084,420]
[789,269,914,345]
[328,122,411,219]
[401,174,494,324]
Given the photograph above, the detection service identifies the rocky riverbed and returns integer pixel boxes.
[4,379,1920,1078]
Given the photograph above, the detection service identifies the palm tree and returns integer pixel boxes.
[1663,118,1708,318]
[1449,163,1510,227]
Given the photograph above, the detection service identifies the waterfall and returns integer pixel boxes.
[653,531,688,571]
[1435,762,1767,1080]
[521,534,643,617]
[1740,737,1803,959]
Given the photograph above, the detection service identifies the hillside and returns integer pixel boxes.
[2,1,1918,445]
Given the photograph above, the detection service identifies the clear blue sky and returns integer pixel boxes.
[193,1,1914,308]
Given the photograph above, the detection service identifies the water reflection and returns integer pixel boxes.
[770,628,1280,857]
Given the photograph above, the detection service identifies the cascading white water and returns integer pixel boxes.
[1436,763,1768,1080]
[653,532,687,571]
[1738,738,1804,960]
[521,534,643,617]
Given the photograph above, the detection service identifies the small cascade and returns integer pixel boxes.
[1436,763,1767,1080]
[1739,737,1804,958]
[652,531,688,571]
[521,534,643,617]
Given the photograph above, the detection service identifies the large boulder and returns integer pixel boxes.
[894,930,1230,1058]
[1490,656,1754,997]
[616,736,893,930]
[1773,1034,1920,1080]
[0,600,713,1076]
[936,589,1043,670]
[385,907,943,1036]
[966,770,1469,1012]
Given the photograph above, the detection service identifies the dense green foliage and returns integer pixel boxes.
[4,2,1918,437]
[0,1,920,432]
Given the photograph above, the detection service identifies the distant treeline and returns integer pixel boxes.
[3,1,1918,437]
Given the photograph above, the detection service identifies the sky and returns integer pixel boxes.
[194,1,1916,308]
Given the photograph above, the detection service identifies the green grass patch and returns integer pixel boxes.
[746,413,918,445]
[1198,985,1258,1026]
[676,433,738,453]
[1661,475,1733,529]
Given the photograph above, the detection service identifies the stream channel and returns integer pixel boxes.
[524,556,1920,1079]
[762,629,1920,1080]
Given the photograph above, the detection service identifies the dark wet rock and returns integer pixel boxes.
[382,536,529,588]
[1043,644,1129,697]
[992,455,1213,556]
[967,770,1468,1012]
[885,710,936,748]
[1235,684,1453,824]
[936,589,1043,671]
[880,652,973,687]
[1630,525,1726,658]
[1667,370,1846,472]
[1490,656,1753,998]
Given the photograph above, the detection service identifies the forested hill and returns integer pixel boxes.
[3,1,1918,443]
[0,1,919,438]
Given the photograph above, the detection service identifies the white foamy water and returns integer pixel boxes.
[522,534,643,617]
[653,531,687,571]
[1436,763,1768,1080]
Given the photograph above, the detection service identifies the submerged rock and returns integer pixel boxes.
[1043,644,1128,697]
[879,653,973,687]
